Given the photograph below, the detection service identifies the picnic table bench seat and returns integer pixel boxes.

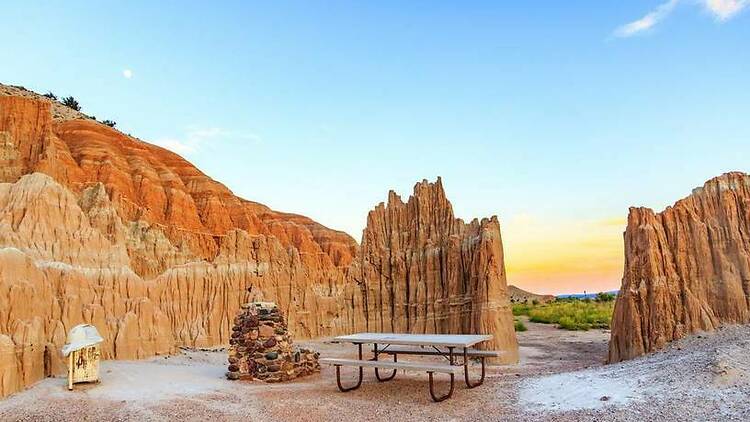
[319,358,464,374]
[373,346,502,358]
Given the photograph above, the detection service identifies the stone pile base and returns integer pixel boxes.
[227,302,319,382]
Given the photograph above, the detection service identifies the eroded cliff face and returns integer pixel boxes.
[0,94,359,397]
[609,172,750,362]
[352,179,518,362]
[0,91,516,397]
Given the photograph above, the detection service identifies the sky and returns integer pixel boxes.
[1,1,748,294]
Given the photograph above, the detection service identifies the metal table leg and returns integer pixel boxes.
[428,372,455,402]
[463,347,485,388]
[374,343,397,382]
[335,343,363,392]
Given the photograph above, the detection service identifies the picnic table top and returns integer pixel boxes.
[332,332,492,348]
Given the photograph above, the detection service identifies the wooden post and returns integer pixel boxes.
[68,351,74,391]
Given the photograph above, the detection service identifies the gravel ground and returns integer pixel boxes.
[520,324,750,421]
[0,321,748,421]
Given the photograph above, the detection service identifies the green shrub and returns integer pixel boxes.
[512,295,615,331]
[527,300,613,330]
[555,296,579,303]
[102,120,116,128]
[558,315,592,330]
[512,303,533,316]
[43,92,58,101]
[595,292,616,302]
[61,96,81,111]
[514,319,528,332]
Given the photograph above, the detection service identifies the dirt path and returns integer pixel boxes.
[1,321,747,421]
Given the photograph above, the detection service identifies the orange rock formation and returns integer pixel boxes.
[351,180,518,358]
[609,172,750,362]
[0,89,517,397]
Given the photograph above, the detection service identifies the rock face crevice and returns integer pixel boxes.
[0,90,517,397]
[609,172,750,362]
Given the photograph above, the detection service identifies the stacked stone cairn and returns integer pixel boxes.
[226,301,320,382]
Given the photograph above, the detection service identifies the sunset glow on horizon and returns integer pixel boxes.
[503,215,626,295]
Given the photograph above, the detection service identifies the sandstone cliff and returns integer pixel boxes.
[351,179,518,361]
[0,89,517,397]
[609,172,750,362]
[0,93,358,397]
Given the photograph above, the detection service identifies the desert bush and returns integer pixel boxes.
[43,92,58,101]
[595,292,616,302]
[556,316,579,330]
[514,319,528,332]
[513,294,614,330]
[525,300,613,330]
[61,96,81,111]
[102,120,116,127]
[512,303,533,316]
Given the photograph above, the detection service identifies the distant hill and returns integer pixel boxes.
[509,285,555,304]
[557,290,619,300]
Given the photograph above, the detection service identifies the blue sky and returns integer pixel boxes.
[1,1,748,293]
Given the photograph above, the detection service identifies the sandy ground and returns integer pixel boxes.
[1,320,748,421]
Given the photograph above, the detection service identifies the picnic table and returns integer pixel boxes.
[320,332,499,402]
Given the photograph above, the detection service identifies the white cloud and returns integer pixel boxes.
[152,127,224,155]
[152,127,261,156]
[704,0,749,20]
[123,69,133,79]
[614,0,679,37]
[613,0,747,38]
[151,137,195,154]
